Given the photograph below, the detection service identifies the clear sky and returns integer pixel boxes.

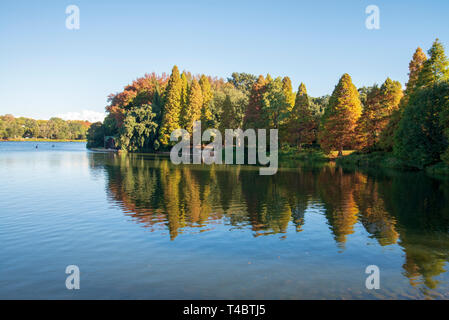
[1,0,448,121]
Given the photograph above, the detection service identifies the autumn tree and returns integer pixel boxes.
[179,72,189,128]
[402,47,428,106]
[199,75,213,127]
[282,76,295,109]
[261,77,291,130]
[0,118,5,139]
[185,79,203,133]
[244,75,267,129]
[378,48,427,151]
[287,83,317,148]
[319,73,362,156]
[357,78,403,150]
[159,66,182,147]
[416,39,449,88]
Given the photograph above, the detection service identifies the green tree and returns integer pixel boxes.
[119,104,158,152]
[309,95,329,116]
[159,66,182,147]
[36,119,50,139]
[227,72,257,93]
[1,114,23,139]
[416,39,449,88]
[394,40,449,168]
[86,122,105,148]
[358,86,376,107]
[394,83,449,168]
[440,90,449,165]
[48,117,69,139]
[103,114,118,136]
[261,77,290,130]
[379,47,427,151]
[319,74,362,155]
[216,85,249,131]
[22,118,39,138]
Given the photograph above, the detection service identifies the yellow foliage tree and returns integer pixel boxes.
[319,74,362,155]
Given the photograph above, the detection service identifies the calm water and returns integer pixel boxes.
[1,141,449,299]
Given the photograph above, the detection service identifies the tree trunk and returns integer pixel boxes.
[337,147,343,157]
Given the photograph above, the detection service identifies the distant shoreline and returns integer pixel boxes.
[1,139,87,142]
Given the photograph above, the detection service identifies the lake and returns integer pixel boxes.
[1,141,448,299]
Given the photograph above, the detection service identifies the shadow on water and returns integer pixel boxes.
[88,152,449,296]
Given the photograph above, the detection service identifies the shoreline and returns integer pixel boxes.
[7,140,448,177]
[335,151,449,176]
[1,139,87,142]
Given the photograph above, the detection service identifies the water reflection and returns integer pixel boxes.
[88,152,449,293]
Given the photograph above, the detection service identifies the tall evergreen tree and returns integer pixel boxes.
[199,75,213,127]
[404,47,428,102]
[288,83,317,148]
[394,40,449,168]
[440,85,449,165]
[185,79,203,133]
[282,76,295,108]
[265,74,273,83]
[357,78,403,150]
[159,66,182,147]
[244,75,267,129]
[319,74,362,155]
[214,85,248,132]
[416,39,449,88]
[379,47,427,151]
[179,72,189,128]
[394,84,449,168]
[219,95,234,132]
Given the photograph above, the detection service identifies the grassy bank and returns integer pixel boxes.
[335,151,409,170]
[426,162,449,176]
[336,151,449,176]
[279,147,355,162]
[1,138,87,142]
[279,148,329,162]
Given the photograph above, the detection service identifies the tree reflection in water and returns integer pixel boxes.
[89,152,449,294]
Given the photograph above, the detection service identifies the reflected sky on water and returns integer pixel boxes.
[1,142,448,299]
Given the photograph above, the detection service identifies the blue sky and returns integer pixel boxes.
[1,0,448,121]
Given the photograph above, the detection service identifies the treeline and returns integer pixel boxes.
[0,115,91,140]
[87,68,329,150]
[88,38,449,169]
